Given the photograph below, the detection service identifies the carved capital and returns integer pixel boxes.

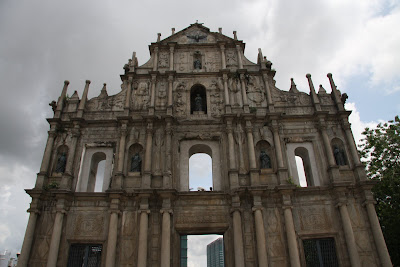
[160,209,173,215]
[252,206,264,212]
[140,209,151,215]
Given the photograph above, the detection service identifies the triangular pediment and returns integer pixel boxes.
[160,23,236,45]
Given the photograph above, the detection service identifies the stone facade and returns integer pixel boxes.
[18,23,392,267]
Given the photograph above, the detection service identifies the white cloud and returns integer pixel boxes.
[187,235,222,267]
[346,102,380,145]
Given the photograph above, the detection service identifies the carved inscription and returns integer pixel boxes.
[176,212,226,224]
[74,213,105,236]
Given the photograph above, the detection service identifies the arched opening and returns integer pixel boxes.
[87,152,106,192]
[294,147,314,187]
[189,153,212,191]
[190,84,207,114]
[189,144,212,191]
[331,138,348,166]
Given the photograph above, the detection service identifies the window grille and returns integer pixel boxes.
[303,238,339,267]
[67,244,102,267]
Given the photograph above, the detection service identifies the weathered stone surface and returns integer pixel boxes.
[19,23,391,267]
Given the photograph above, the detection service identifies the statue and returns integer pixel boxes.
[194,58,202,69]
[194,94,202,111]
[333,146,346,166]
[260,150,271,169]
[55,152,67,173]
[130,153,142,172]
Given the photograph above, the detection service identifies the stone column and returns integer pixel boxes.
[232,209,245,267]
[220,43,226,69]
[319,122,336,167]
[137,209,150,267]
[61,124,80,190]
[169,44,175,71]
[239,73,248,107]
[39,127,57,174]
[17,210,39,267]
[342,121,367,181]
[36,125,57,188]
[105,198,120,267]
[246,121,259,185]
[167,75,173,107]
[46,208,66,267]
[222,73,230,105]
[77,80,91,118]
[364,201,392,267]
[153,47,159,71]
[271,122,284,168]
[160,209,172,267]
[143,122,153,188]
[236,44,243,69]
[124,77,133,111]
[117,124,128,173]
[163,120,172,188]
[226,121,237,170]
[261,73,274,111]
[245,122,256,169]
[342,122,361,165]
[337,201,361,267]
[235,124,247,175]
[253,206,268,267]
[283,206,301,267]
[54,80,70,118]
[150,74,157,108]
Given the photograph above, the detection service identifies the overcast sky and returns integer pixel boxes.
[0,0,399,265]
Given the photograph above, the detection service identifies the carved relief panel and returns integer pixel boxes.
[175,52,189,72]
[132,80,150,110]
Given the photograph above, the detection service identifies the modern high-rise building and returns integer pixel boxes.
[207,238,224,267]
[17,22,392,267]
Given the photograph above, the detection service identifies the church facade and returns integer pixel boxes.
[18,23,392,267]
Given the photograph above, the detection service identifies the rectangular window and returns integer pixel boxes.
[67,244,102,267]
[303,238,339,267]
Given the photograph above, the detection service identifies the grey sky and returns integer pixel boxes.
[0,0,399,262]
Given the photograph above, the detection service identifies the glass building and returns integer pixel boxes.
[207,238,224,267]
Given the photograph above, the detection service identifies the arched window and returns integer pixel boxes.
[190,84,207,114]
[76,146,114,192]
[286,142,321,187]
[295,155,308,187]
[179,141,222,191]
[88,152,106,192]
[295,147,314,187]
